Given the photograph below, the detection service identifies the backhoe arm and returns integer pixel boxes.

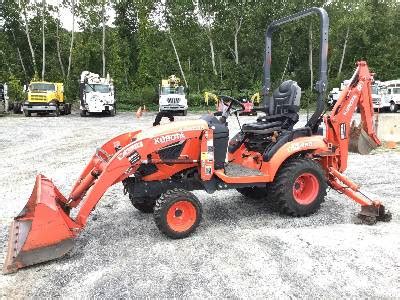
[321,61,389,225]
[325,61,380,171]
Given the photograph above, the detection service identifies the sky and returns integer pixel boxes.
[47,0,116,31]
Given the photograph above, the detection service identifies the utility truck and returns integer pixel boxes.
[159,75,188,116]
[23,81,71,117]
[79,71,116,117]
[377,80,400,113]
[329,80,384,111]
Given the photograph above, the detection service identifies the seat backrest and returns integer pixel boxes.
[272,80,301,114]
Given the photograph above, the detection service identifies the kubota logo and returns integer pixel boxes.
[154,132,185,144]
[287,141,313,153]
[343,95,356,116]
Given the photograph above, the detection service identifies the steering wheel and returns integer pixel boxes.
[218,95,245,122]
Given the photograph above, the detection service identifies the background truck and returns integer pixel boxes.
[79,71,116,117]
[378,80,400,113]
[23,81,71,117]
[0,83,8,113]
[329,80,384,111]
[159,75,188,116]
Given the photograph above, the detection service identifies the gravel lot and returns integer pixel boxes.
[0,111,399,298]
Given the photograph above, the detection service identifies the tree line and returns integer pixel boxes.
[0,0,399,108]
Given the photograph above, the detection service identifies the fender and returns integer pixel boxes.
[262,135,329,180]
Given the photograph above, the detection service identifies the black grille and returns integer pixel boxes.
[167,97,180,104]
[158,141,185,160]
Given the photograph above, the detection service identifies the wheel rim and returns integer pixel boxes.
[292,172,319,205]
[166,200,197,232]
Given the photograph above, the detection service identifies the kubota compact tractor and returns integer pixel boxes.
[4,7,391,274]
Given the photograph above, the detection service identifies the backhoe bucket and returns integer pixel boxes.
[349,121,379,154]
[3,175,78,274]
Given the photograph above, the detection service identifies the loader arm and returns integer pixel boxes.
[325,61,380,172]
[4,126,202,273]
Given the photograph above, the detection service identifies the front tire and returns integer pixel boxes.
[389,102,397,113]
[80,109,87,117]
[23,109,31,117]
[154,189,202,239]
[269,158,327,216]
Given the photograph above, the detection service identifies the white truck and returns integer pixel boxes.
[329,80,383,111]
[159,75,188,116]
[79,71,116,117]
[376,80,400,113]
[0,83,8,113]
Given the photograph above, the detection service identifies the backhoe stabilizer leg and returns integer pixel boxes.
[329,168,391,225]
[356,204,392,225]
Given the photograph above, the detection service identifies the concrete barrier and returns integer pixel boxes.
[377,114,400,142]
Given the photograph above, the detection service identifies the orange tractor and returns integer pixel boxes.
[4,7,391,274]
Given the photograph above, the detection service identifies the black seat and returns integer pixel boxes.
[272,80,301,114]
[242,80,301,133]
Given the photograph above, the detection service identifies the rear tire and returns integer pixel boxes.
[154,189,202,239]
[129,194,159,213]
[237,186,270,200]
[269,158,327,216]
[66,104,71,115]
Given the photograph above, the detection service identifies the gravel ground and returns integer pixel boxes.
[0,111,399,298]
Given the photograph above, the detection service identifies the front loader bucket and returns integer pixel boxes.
[3,175,78,274]
[349,121,379,154]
